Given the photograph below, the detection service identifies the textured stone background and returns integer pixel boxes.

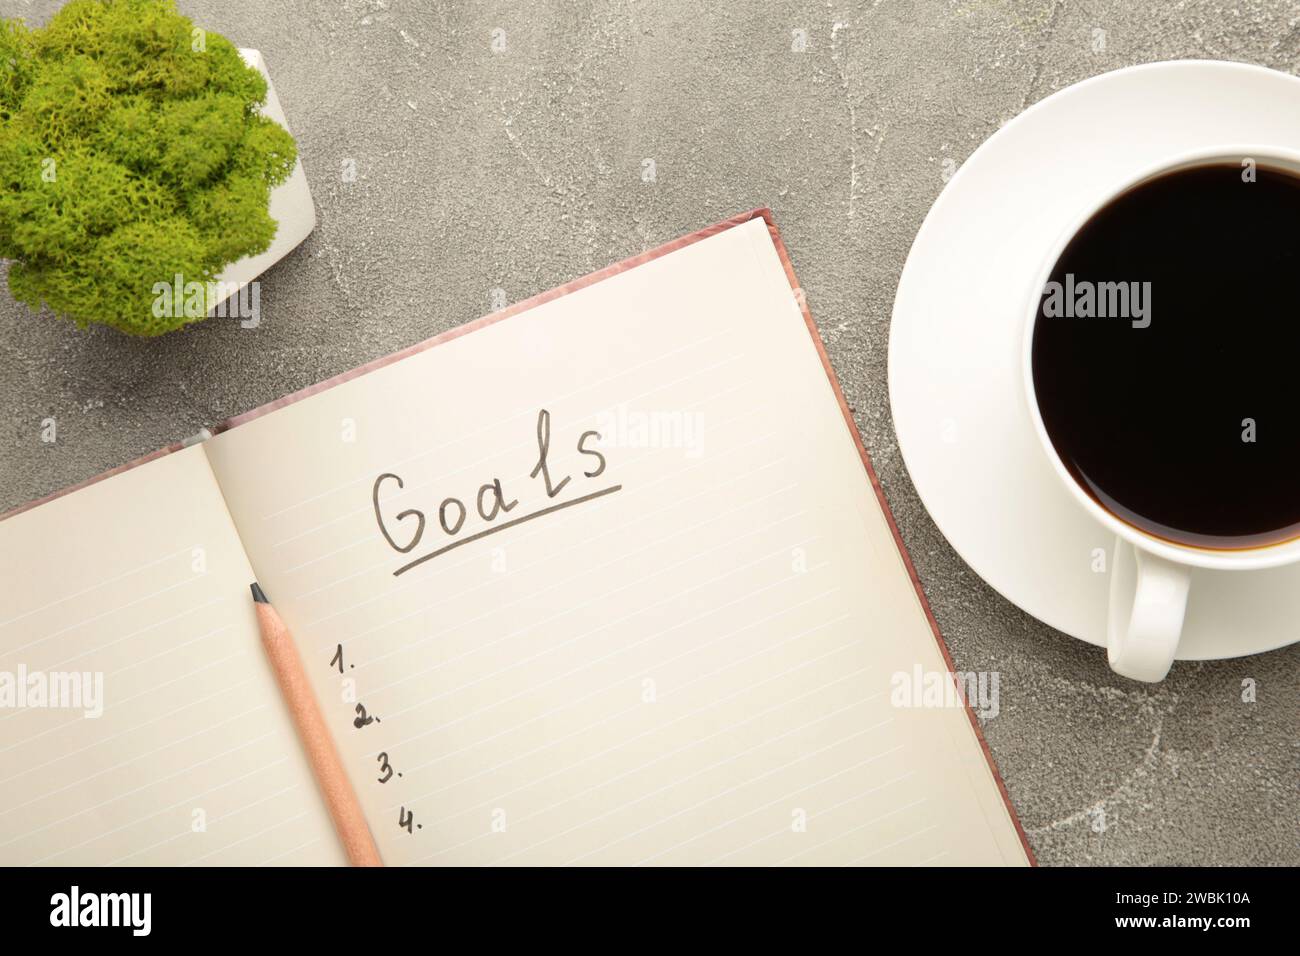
[1,0,1296,865]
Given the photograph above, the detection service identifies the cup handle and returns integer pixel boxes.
[1107,538,1189,682]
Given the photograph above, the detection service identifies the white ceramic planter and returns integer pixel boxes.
[210,49,315,307]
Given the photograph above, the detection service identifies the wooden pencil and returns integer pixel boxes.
[251,582,383,867]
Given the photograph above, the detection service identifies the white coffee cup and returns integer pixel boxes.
[1022,144,1300,682]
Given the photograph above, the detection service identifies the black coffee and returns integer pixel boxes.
[1031,162,1300,550]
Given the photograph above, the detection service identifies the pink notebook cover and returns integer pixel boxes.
[0,208,1036,864]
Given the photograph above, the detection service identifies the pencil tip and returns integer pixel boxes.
[250,582,269,604]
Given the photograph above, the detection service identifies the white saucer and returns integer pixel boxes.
[888,60,1300,661]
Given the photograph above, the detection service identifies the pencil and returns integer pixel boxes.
[251,582,383,867]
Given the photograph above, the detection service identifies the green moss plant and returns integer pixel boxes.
[0,0,297,335]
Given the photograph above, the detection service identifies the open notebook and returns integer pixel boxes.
[0,210,1032,866]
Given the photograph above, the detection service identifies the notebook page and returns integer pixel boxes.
[0,445,345,866]
[205,218,1028,865]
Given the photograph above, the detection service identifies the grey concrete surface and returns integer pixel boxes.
[1,0,1296,865]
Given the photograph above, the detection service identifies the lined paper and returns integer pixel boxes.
[0,447,344,866]
[205,219,1028,865]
